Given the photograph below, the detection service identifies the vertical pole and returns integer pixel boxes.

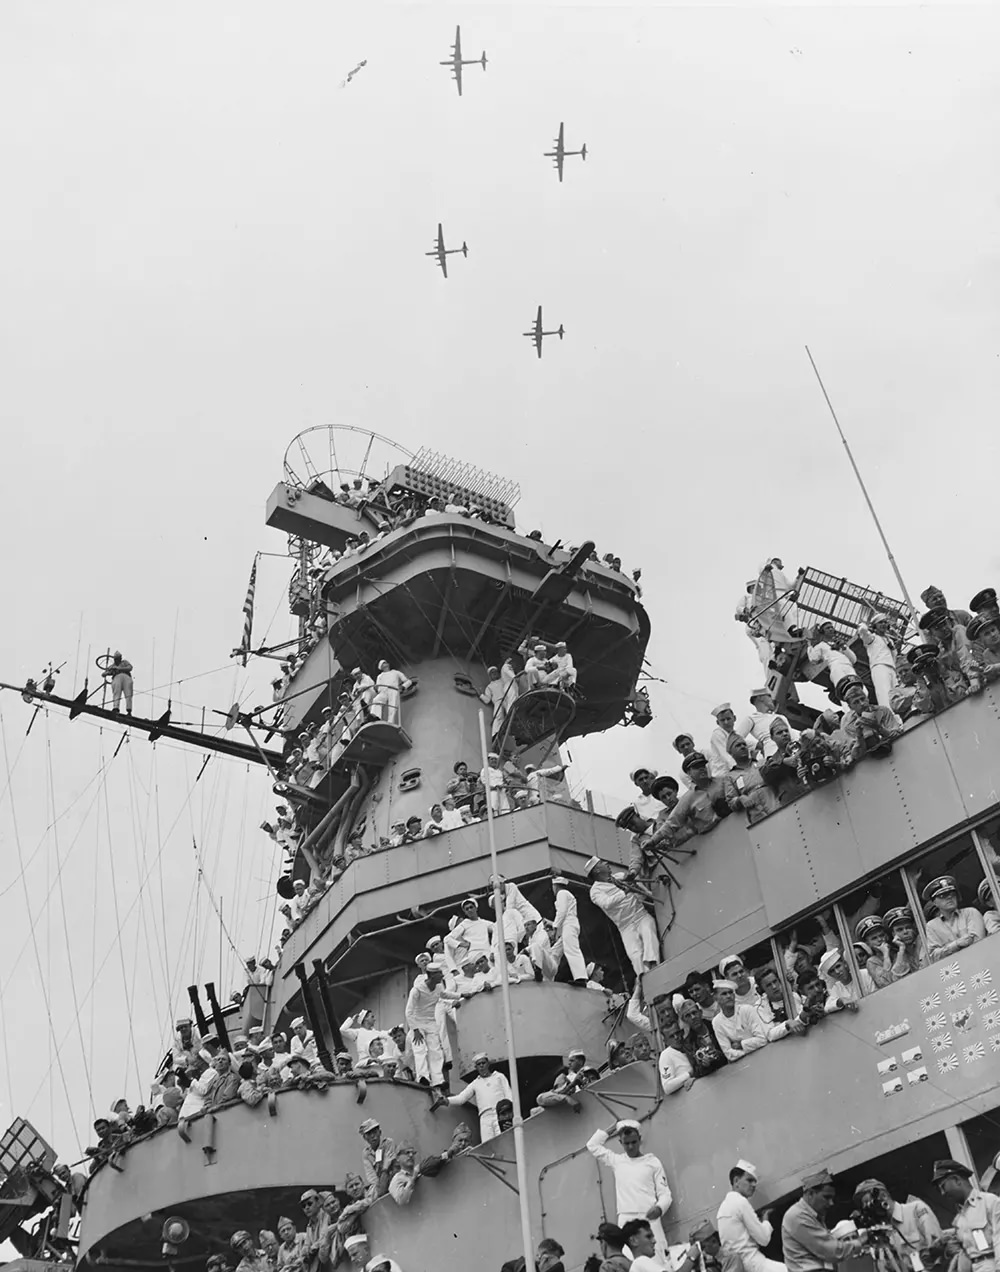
[478,710,534,1270]
[804,346,917,617]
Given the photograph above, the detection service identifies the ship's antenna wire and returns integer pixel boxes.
[804,346,917,616]
[478,709,535,1272]
[45,718,96,1121]
[0,708,83,1146]
[100,734,144,1097]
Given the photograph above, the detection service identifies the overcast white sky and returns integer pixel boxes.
[1,1,998,1163]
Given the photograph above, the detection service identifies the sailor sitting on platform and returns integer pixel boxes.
[549,641,576,688]
[525,642,554,684]
[536,1048,592,1112]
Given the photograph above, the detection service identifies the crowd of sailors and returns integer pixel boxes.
[284,474,640,659]
[84,1118,998,1272]
[271,634,575,800]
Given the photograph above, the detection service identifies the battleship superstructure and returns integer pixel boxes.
[11,430,1000,1272]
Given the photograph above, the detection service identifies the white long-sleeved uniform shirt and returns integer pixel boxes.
[711,1005,769,1060]
[589,878,651,930]
[586,1128,672,1220]
[448,1070,512,1128]
[657,1046,693,1094]
[717,1190,774,1264]
[290,1030,318,1061]
[554,887,579,935]
[178,1068,219,1119]
[527,927,558,980]
[807,641,857,686]
[405,976,460,1031]
[500,880,543,926]
[707,726,738,778]
[446,916,495,959]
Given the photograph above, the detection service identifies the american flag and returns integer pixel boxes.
[234,557,258,666]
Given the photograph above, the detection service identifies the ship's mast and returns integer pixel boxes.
[479,709,534,1272]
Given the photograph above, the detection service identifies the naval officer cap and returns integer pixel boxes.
[855,915,886,942]
[801,1167,834,1189]
[922,875,959,904]
[884,905,914,929]
[931,1158,973,1183]
[681,751,709,774]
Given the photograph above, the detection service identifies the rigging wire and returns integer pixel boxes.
[44,719,96,1123]
[22,752,225,1117]
[99,734,144,1097]
[226,767,253,987]
[0,742,111,901]
[123,740,168,1037]
[0,709,83,1147]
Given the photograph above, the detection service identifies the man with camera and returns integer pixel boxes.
[852,1178,942,1267]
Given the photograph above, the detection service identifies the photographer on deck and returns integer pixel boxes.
[852,1179,943,1269]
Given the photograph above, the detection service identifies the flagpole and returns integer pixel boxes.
[804,346,917,617]
[478,710,534,1272]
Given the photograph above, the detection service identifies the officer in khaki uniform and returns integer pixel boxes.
[933,1159,1000,1272]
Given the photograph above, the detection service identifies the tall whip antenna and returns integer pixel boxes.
[804,346,917,616]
